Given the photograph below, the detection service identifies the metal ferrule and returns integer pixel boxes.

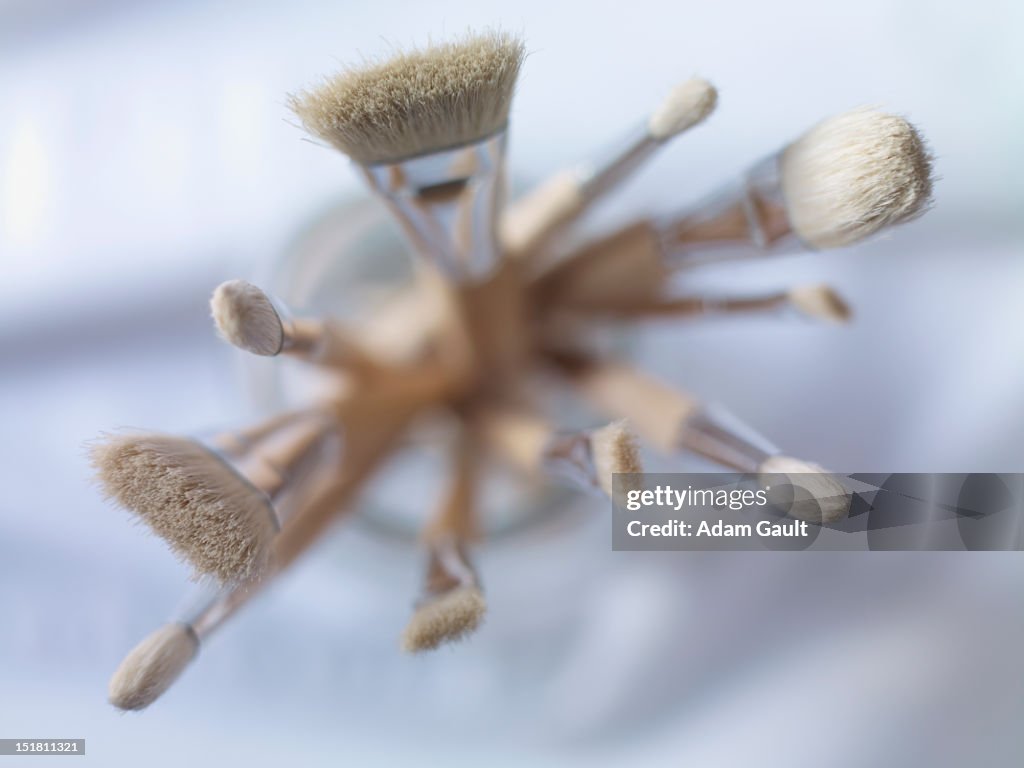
[204,410,344,527]
[542,431,600,494]
[678,404,779,474]
[657,150,796,269]
[360,130,508,284]
[422,534,478,601]
[576,123,659,204]
[741,153,788,249]
[182,581,256,640]
[180,419,346,640]
[199,439,280,526]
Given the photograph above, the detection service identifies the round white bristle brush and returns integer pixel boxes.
[501,77,717,259]
[535,108,933,311]
[668,106,934,253]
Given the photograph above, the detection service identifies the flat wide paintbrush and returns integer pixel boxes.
[478,406,641,498]
[92,352,457,583]
[108,361,454,709]
[211,280,379,375]
[91,407,342,582]
[501,77,717,263]
[550,350,851,523]
[535,108,933,312]
[290,31,528,386]
[402,430,486,653]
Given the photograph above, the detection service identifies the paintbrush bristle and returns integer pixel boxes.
[647,77,717,141]
[780,108,934,249]
[109,624,198,711]
[211,280,284,356]
[759,455,851,523]
[591,419,642,497]
[788,284,852,324]
[290,31,525,165]
[91,433,276,582]
[402,586,487,653]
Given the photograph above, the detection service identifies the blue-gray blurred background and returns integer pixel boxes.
[1,0,1022,765]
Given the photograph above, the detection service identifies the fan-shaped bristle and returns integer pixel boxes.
[91,433,276,582]
[788,285,852,323]
[290,31,525,164]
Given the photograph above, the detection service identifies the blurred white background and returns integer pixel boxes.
[1,0,1022,765]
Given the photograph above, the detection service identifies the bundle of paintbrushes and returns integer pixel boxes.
[91,30,934,711]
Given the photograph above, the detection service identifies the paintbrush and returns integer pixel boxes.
[559,283,852,324]
[501,77,717,262]
[402,429,486,653]
[534,108,933,311]
[211,280,379,375]
[91,407,342,582]
[549,350,851,523]
[107,360,455,709]
[290,31,527,387]
[478,406,641,498]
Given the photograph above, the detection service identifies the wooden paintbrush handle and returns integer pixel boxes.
[530,220,669,313]
[548,350,698,453]
[499,170,583,260]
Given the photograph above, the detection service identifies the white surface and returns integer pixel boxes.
[1,1,1022,765]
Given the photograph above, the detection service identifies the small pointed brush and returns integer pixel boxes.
[502,77,717,261]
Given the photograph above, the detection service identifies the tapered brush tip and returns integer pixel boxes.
[758,456,851,523]
[91,433,276,582]
[402,586,487,653]
[591,419,643,498]
[109,624,198,711]
[648,77,718,140]
[780,108,934,249]
[211,280,284,356]
[788,284,852,324]
[290,30,525,164]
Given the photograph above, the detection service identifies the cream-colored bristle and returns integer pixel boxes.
[211,280,284,356]
[780,108,934,249]
[109,624,198,711]
[788,284,852,324]
[290,31,525,164]
[402,586,487,653]
[647,77,718,141]
[91,433,277,582]
[759,455,851,523]
[591,419,642,498]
